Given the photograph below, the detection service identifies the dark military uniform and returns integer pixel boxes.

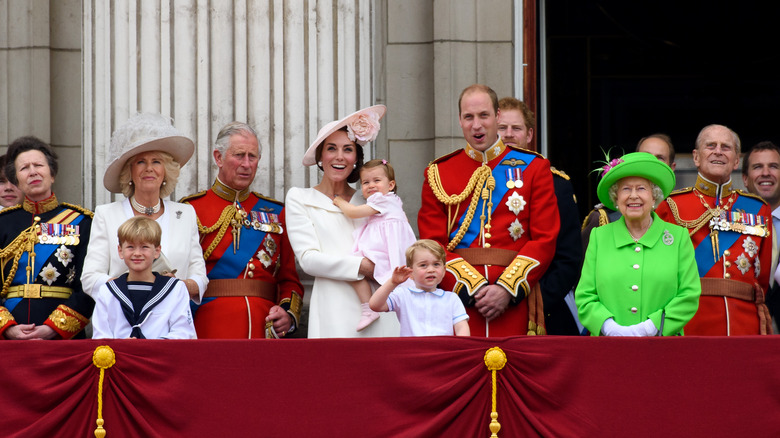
[0,195,93,339]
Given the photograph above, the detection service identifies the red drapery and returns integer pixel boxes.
[1,336,778,437]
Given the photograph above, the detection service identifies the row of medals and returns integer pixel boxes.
[37,222,80,245]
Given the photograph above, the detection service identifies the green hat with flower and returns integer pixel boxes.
[596,152,676,210]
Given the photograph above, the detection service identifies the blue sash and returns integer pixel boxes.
[208,197,277,280]
[7,211,85,312]
[449,150,535,248]
[694,195,764,277]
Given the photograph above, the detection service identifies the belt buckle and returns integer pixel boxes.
[23,284,42,299]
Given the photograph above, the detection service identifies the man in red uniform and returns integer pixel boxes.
[182,122,304,338]
[656,124,773,335]
[418,84,560,337]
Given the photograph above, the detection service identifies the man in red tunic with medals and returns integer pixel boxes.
[656,124,773,335]
[418,84,560,337]
[182,122,304,339]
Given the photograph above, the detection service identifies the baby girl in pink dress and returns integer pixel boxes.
[333,159,417,331]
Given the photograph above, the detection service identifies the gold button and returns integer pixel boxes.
[248,271,254,278]
[724,273,731,279]
[724,261,731,268]
[485,243,491,248]
[249,263,256,270]
[505,273,512,278]
[724,250,731,256]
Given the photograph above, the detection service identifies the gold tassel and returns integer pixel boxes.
[484,347,507,438]
[92,345,116,438]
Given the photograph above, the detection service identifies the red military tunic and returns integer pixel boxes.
[182,179,304,339]
[418,139,560,337]
[656,175,772,335]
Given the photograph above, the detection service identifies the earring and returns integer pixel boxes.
[162,181,167,186]
[318,161,322,167]
[353,164,357,169]
[128,181,133,186]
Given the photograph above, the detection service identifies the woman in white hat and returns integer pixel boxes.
[285,105,400,338]
[81,113,208,304]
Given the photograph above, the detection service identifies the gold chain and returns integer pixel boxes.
[427,164,493,251]
[665,191,736,237]
[196,205,237,260]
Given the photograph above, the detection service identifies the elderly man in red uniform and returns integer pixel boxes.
[182,122,304,339]
[418,84,560,337]
[656,124,773,335]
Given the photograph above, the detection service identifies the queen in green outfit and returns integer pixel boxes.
[576,152,700,336]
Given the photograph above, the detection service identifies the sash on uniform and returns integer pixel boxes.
[208,198,278,281]
[449,150,535,248]
[6,208,85,312]
[107,273,179,339]
[694,195,764,277]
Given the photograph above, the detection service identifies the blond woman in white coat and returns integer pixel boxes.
[81,113,208,303]
[285,105,400,338]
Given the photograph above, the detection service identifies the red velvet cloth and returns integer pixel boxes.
[1,336,779,437]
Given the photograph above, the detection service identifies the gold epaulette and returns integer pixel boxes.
[495,255,540,298]
[445,258,487,296]
[178,190,208,204]
[253,192,284,207]
[550,166,570,180]
[428,149,463,166]
[668,186,694,196]
[505,144,546,159]
[61,203,94,218]
[736,190,769,205]
[0,204,22,216]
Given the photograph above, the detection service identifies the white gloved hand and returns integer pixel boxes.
[601,318,628,336]
[626,318,658,337]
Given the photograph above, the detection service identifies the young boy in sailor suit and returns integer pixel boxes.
[92,216,196,339]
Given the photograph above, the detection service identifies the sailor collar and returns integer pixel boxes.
[23,193,59,214]
[212,177,251,202]
[694,173,733,199]
[465,138,505,163]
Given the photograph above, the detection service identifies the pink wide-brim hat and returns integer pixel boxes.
[302,104,387,166]
[103,113,195,193]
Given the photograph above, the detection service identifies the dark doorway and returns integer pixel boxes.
[543,0,780,219]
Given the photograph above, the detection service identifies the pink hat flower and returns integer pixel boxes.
[347,112,381,145]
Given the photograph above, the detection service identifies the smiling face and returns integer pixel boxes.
[497,108,533,148]
[743,148,780,208]
[693,125,740,184]
[118,239,161,277]
[359,166,395,198]
[15,150,55,202]
[319,130,358,184]
[130,152,166,196]
[409,248,445,292]
[215,133,260,190]
[615,176,655,223]
[459,91,499,152]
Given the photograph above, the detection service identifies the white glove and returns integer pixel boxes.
[602,318,657,337]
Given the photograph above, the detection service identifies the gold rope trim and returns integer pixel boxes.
[0,218,41,295]
[427,164,494,251]
[484,347,507,438]
[665,197,716,237]
[92,345,116,438]
[196,205,237,260]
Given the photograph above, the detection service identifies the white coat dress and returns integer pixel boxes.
[285,187,400,338]
[81,198,209,302]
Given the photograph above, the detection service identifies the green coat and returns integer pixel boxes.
[576,212,701,336]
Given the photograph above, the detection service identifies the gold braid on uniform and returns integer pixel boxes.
[0,220,40,295]
[196,205,238,260]
[427,164,494,251]
[665,197,716,237]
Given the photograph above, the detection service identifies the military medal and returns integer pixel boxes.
[505,168,523,189]
[505,192,526,215]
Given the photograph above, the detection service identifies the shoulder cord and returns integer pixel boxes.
[427,164,494,251]
[196,205,237,260]
[0,223,40,294]
[665,197,714,237]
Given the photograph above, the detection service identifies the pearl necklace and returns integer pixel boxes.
[627,218,653,242]
[131,196,161,216]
